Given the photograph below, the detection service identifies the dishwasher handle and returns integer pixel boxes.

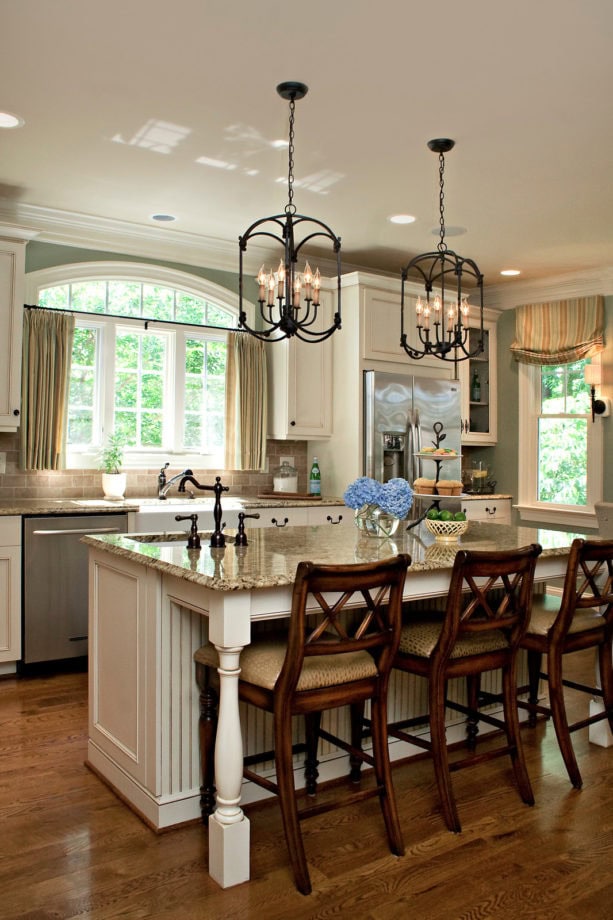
[31,527,124,536]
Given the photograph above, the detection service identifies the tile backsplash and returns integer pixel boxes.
[0,432,309,499]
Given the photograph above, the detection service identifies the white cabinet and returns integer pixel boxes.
[266,289,333,440]
[0,239,27,430]
[459,314,499,446]
[0,517,21,664]
[461,498,511,522]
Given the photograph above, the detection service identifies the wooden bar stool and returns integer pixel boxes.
[194,553,411,895]
[388,544,541,833]
[519,537,613,788]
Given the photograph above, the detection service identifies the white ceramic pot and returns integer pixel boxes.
[102,472,127,500]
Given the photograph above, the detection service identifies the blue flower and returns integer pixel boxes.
[343,476,383,509]
[343,476,413,519]
[379,478,413,518]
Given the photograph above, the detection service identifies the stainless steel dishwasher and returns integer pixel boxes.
[22,513,128,665]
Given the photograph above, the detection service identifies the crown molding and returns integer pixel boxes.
[484,267,613,310]
[0,200,357,278]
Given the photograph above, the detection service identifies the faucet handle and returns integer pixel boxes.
[175,513,201,550]
[234,511,260,546]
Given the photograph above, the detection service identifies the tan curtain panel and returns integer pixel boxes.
[20,308,75,470]
[224,331,268,471]
[511,295,604,365]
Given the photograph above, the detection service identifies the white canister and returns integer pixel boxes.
[273,461,298,493]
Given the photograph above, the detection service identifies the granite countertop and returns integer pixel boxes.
[83,521,579,592]
[0,495,345,516]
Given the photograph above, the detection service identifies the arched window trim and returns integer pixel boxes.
[24,260,249,324]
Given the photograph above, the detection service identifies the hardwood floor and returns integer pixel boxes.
[0,651,611,919]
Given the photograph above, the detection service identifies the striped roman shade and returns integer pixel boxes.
[511,295,604,365]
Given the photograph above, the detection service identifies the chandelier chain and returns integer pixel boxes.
[437,151,447,253]
[285,96,297,216]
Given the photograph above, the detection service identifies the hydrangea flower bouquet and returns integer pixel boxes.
[343,476,413,538]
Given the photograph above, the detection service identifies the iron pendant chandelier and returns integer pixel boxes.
[238,82,342,343]
[400,138,484,362]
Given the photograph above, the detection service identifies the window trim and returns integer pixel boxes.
[25,261,251,470]
[517,361,603,528]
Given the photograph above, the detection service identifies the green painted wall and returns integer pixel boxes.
[24,240,259,302]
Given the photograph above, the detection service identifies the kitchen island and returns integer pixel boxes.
[84,520,581,888]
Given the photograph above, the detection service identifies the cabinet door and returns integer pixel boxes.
[460,317,498,445]
[267,291,333,439]
[0,241,25,429]
[0,544,21,663]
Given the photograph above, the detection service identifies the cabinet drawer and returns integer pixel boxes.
[0,516,20,545]
[461,499,511,522]
[255,507,309,528]
[307,506,349,527]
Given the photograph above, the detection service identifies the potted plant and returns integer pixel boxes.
[99,432,127,500]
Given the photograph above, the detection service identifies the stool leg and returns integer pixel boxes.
[597,637,613,734]
[502,659,534,806]
[304,712,321,796]
[195,662,218,819]
[527,650,542,728]
[350,701,366,783]
[430,673,461,833]
[548,649,582,789]
[275,706,311,895]
[466,674,481,750]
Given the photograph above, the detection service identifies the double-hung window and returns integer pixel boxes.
[518,358,603,527]
[25,262,239,469]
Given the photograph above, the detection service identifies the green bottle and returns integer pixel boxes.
[309,457,321,495]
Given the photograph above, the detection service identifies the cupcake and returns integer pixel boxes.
[435,479,463,496]
[413,477,436,494]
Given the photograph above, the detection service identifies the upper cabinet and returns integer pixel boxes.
[458,314,499,445]
[266,288,333,440]
[0,238,26,431]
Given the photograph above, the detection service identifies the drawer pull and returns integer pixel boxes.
[485,507,497,516]
[271,517,289,528]
[326,515,343,525]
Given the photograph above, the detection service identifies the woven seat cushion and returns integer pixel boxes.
[526,595,606,637]
[397,618,509,659]
[194,637,378,691]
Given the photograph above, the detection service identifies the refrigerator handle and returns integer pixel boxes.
[407,409,420,483]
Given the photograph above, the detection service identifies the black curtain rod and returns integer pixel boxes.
[23,303,243,333]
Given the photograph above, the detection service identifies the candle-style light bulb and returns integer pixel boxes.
[293,274,302,308]
[460,296,470,319]
[256,265,267,302]
[312,268,321,306]
[277,260,285,299]
[423,303,431,330]
[303,261,313,300]
[267,273,276,306]
[415,297,424,323]
[433,294,442,318]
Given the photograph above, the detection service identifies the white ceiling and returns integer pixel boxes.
[2,0,613,289]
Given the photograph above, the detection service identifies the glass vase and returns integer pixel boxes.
[354,504,402,538]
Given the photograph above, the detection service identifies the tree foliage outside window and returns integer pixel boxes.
[39,279,233,459]
[538,361,590,505]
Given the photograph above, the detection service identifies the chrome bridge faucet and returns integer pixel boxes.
[158,462,193,499]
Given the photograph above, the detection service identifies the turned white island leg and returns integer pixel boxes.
[208,645,250,887]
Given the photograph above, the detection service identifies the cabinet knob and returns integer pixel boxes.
[290,420,296,426]
[13,409,19,416]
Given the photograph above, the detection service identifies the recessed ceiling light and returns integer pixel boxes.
[150,213,177,222]
[500,269,521,276]
[0,111,24,129]
[389,214,416,224]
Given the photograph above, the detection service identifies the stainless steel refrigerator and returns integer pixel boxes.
[363,370,462,485]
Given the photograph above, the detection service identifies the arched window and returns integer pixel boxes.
[25,262,240,469]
